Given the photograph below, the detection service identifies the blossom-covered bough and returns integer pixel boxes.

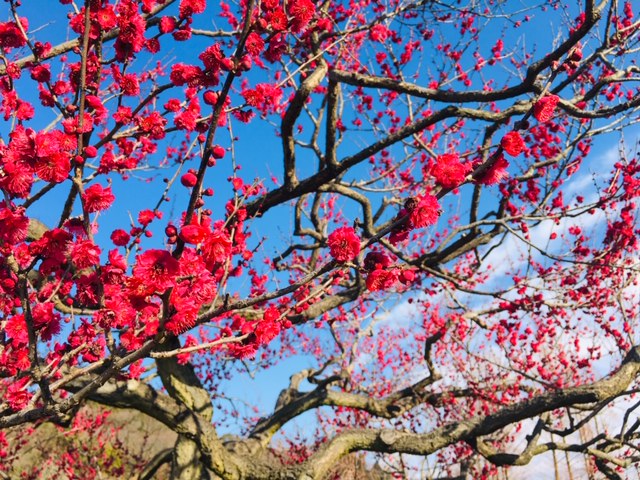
[0,0,639,478]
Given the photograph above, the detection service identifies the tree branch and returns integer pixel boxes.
[299,346,640,479]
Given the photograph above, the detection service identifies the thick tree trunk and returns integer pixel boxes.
[157,337,214,480]
[171,436,211,480]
